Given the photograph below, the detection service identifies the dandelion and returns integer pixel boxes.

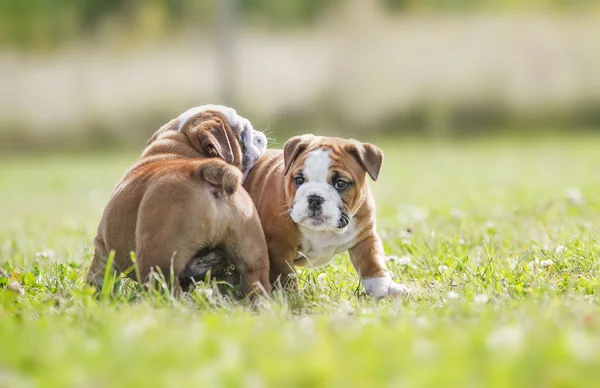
[555,245,566,255]
[484,221,495,230]
[447,291,459,300]
[474,294,489,304]
[540,259,553,268]
[437,264,449,274]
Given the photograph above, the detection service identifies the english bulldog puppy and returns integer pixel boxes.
[86,105,270,297]
[243,135,409,299]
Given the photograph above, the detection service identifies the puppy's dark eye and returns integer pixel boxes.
[334,180,349,191]
[294,176,305,186]
[206,144,218,156]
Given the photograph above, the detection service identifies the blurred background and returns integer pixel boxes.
[1,0,600,152]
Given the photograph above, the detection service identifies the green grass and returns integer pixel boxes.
[1,136,600,387]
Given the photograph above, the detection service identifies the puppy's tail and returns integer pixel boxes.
[193,159,242,197]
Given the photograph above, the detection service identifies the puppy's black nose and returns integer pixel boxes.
[307,195,324,211]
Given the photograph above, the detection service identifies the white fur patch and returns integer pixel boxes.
[175,104,266,177]
[362,276,409,299]
[290,149,342,231]
[176,104,239,132]
[297,222,359,268]
[303,149,331,183]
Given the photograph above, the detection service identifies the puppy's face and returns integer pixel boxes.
[148,105,267,176]
[283,135,383,232]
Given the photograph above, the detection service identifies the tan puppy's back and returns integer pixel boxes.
[95,159,237,277]
[88,106,271,297]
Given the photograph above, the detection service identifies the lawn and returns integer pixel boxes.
[1,136,600,387]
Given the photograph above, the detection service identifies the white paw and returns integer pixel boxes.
[362,276,409,299]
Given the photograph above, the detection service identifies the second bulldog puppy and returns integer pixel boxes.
[86,105,270,297]
[243,135,409,299]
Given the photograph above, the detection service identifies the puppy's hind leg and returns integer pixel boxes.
[86,234,118,293]
[221,199,271,298]
[133,179,209,297]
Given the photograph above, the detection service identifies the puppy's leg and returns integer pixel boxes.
[267,242,298,292]
[133,183,202,297]
[349,233,409,299]
[86,234,117,291]
[221,201,271,298]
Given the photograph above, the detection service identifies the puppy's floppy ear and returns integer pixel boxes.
[347,141,384,181]
[283,135,314,176]
[201,120,235,164]
[182,112,237,164]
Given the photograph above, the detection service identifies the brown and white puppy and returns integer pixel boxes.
[243,135,409,299]
[86,105,270,297]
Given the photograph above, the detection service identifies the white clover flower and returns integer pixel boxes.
[567,331,594,361]
[35,250,55,259]
[565,187,584,205]
[388,255,411,266]
[437,264,449,274]
[337,300,354,314]
[486,326,524,351]
[121,316,156,339]
[412,337,435,357]
[414,317,428,327]
[474,294,489,304]
[540,259,553,268]
[447,291,459,300]
[6,281,25,296]
[407,205,428,222]
[484,221,495,230]
[458,239,465,245]
[397,256,411,266]
[450,208,464,220]
[555,245,566,255]
[317,273,326,283]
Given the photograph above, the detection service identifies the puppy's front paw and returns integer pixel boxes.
[362,276,409,299]
[387,282,410,297]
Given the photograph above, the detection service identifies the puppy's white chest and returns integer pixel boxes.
[297,223,359,268]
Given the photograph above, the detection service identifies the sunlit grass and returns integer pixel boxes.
[1,136,600,387]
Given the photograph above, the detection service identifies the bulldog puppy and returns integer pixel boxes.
[86,105,270,297]
[243,135,409,299]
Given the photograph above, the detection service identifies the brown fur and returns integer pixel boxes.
[86,110,270,297]
[243,135,389,290]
